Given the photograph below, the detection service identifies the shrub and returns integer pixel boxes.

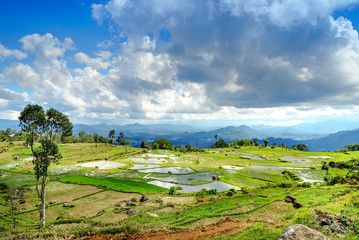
[226,191,234,196]
[324,172,341,185]
[169,187,177,195]
[296,182,312,188]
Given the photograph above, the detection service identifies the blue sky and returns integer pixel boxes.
[2,0,359,130]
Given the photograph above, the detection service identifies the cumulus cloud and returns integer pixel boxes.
[0,88,25,101]
[0,43,27,60]
[89,0,359,112]
[3,1,359,125]
[75,52,110,69]
[4,63,40,88]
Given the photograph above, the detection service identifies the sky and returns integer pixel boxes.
[2,0,359,129]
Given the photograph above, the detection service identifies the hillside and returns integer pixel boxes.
[2,119,359,151]
[1,142,359,239]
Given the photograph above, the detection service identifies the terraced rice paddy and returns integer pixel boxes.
[1,142,358,239]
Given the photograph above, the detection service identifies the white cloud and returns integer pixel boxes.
[4,63,40,88]
[297,67,313,82]
[0,43,27,60]
[220,0,359,28]
[75,52,110,69]
[0,88,25,101]
[3,2,359,126]
[0,74,6,86]
[0,110,21,120]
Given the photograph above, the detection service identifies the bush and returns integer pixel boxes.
[226,191,234,196]
[208,189,217,195]
[346,170,359,180]
[296,182,312,188]
[323,172,341,185]
[169,187,177,195]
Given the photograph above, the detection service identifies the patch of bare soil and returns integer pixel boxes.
[78,217,257,240]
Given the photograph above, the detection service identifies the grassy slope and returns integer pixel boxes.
[1,143,359,239]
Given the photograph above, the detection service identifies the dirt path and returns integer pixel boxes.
[80,217,255,240]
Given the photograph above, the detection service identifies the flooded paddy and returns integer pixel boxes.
[142,153,173,158]
[127,157,168,164]
[293,169,325,183]
[143,171,230,184]
[138,167,194,174]
[129,164,160,170]
[147,180,241,192]
[77,161,126,169]
[221,165,245,170]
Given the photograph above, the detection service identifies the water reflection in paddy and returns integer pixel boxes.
[127,157,168,164]
[143,171,227,184]
[222,165,245,170]
[129,164,160,170]
[138,167,194,174]
[293,169,325,183]
[147,180,241,192]
[77,161,126,169]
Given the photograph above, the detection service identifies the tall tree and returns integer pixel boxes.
[264,139,269,147]
[109,129,115,144]
[116,132,130,146]
[140,139,147,148]
[19,104,73,228]
[3,185,21,229]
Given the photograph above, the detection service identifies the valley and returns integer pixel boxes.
[1,141,358,239]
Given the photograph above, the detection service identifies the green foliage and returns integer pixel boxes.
[116,132,130,146]
[18,104,73,228]
[152,142,159,150]
[233,139,255,147]
[211,138,229,148]
[323,171,341,185]
[346,169,359,180]
[140,139,147,148]
[152,138,173,150]
[169,186,177,195]
[195,188,217,198]
[108,130,115,143]
[292,144,310,152]
[296,182,312,188]
[33,139,61,178]
[339,144,359,152]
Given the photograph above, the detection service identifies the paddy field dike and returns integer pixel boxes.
[1,142,359,239]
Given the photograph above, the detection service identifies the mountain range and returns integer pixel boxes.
[1,119,359,152]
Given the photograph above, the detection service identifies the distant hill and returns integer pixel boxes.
[303,129,359,152]
[2,119,359,152]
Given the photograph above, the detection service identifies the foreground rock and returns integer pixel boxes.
[315,210,354,236]
[280,224,330,240]
[140,195,149,202]
[284,195,303,209]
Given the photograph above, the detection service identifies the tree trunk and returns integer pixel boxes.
[11,205,16,229]
[41,175,47,228]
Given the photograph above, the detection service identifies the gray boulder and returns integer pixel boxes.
[280,224,330,240]
[126,209,137,215]
[126,201,137,206]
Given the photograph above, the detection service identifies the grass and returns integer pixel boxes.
[212,223,283,240]
[59,175,167,193]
